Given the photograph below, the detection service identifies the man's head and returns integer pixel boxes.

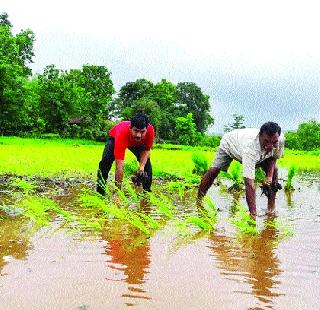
[259,122,281,152]
[130,113,149,142]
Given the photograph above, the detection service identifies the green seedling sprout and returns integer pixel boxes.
[230,203,258,235]
[11,178,37,192]
[192,151,209,175]
[220,161,244,192]
[284,165,297,192]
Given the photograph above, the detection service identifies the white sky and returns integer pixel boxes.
[2,0,320,132]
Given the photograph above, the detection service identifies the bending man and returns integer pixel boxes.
[198,122,285,217]
[97,113,155,195]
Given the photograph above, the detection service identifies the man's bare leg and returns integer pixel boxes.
[197,167,220,201]
[268,165,278,213]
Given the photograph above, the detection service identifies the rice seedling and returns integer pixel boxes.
[123,179,139,204]
[147,192,176,219]
[123,159,139,176]
[18,196,58,226]
[178,196,218,234]
[191,151,209,175]
[79,190,157,236]
[220,161,244,192]
[255,167,266,184]
[230,203,258,235]
[166,181,192,199]
[11,178,37,192]
[284,165,297,192]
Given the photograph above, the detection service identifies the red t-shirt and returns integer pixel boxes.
[109,121,155,160]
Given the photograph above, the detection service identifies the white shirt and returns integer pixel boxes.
[220,128,285,179]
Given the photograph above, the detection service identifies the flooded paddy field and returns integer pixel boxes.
[0,172,319,310]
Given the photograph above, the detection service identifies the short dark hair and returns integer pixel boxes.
[259,122,281,136]
[130,113,149,129]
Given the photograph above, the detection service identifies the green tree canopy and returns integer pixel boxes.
[0,13,35,134]
[176,82,214,133]
[175,113,198,145]
[224,114,246,133]
[67,65,115,119]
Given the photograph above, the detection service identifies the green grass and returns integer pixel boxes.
[0,137,213,179]
[0,137,319,181]
[278,149,320,171]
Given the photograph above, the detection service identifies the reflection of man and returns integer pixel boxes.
[97,113,155,195]
[208,215,283,308]
[102,222,151,286]
[198,122,285,217]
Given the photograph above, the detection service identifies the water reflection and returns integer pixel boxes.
[101,199,152,306]
[208,215,284,308]
[0,217,31,275]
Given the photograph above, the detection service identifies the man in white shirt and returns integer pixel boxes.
[198,122,285,218]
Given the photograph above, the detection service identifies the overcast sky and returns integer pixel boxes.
[2,0,320,133]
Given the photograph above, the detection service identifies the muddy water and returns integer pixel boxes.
[0,173,319,309]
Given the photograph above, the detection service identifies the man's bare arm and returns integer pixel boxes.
[244,177,256,217]
[139,150,150,171]
[115,159,124,188]
[265,158,276,184]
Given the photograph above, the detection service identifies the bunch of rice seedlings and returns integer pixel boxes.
[230,203,258,235]
[284,165,297,192]
[18,196,59,226]
[180,196,218,233]
[191,151,209,175]
[220,161,244,192]
[11,178,37,192]
[147,192,176,219]
[255,167,266,184]
[79,189,159,236]
[123,159,139,176]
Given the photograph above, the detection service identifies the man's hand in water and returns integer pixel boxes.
[260,180,282,199]
[131,170,148,186]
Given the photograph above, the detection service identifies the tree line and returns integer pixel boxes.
[1,13,319,150]
[0,13,217,146]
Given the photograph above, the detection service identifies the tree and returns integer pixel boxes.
[153,79,176,110]
[175,113,198,145]
[224,114,246,133]
[152,79,177,141]
[0,14,35,134]
[117,78,154,110]
[176,82,213,133]
[296,120,320,150]
[67,65,115,119]
[15,29,35,76]
[37,65,86,133]
[0,12,12,27]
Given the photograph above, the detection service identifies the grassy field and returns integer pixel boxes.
[0,137,319,179]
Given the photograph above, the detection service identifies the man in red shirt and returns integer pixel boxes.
[97,113,155,195]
